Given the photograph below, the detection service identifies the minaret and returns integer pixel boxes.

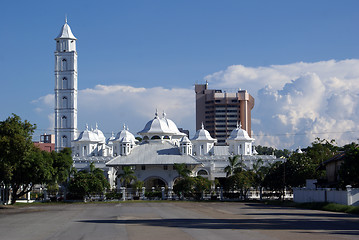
[54,18,78,151]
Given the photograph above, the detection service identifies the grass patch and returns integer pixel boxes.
[265,200,359,215]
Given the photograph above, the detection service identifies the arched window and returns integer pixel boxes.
[83,146,87,156]
[61,59,67,71]
[62,97,68,108]
[151,135,161,140]
[163,135,170,139]
[61,116,67,128]
[143,136,149,140]
[197,169,208,176]
[62,77,68,89]
[62,136,67,147]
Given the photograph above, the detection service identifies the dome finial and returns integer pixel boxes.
[162,110,167,118]
[86,123,88,130]
[239,121,242,129]
[201,122,204,129]
[123,123,126,130]
[95,122,98,129]
[155,109,159,117]
[65,14,67,24]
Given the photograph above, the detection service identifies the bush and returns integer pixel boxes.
[105,191,122,200]
[145,191,162,199]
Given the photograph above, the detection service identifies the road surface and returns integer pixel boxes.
[0,201,358,240]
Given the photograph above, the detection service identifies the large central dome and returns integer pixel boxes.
[138,111,185,140]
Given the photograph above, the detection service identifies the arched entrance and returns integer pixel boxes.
[144,177,168,190]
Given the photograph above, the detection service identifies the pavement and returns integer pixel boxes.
[0,201,358,240]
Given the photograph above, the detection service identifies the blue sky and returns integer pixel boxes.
[1,1,359,149]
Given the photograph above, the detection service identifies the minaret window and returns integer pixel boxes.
[62,77,68,89]
[62,136,67,147]
[61,59,67,71]
[61,116,67,128]
[62,97,68,108]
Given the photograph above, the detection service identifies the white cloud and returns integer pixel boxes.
[205,59,359,149]
[32,85,195,137]
[32,59,359,149]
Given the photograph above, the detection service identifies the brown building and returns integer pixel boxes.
[33,133,55,152]
[195,83,255,145]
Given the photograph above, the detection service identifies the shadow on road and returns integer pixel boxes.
[78,218,359,235]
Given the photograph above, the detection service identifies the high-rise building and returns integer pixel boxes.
[195,83,254,145]
[54,19,78,151]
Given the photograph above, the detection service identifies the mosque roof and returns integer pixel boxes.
[227,122,254,141]
[106,141,199,166]
[55,20,77,40]
[138,111,185,136]
[191,123,217,142]
[114,125,137,144]
[92,124,106,143]
[180,136,191,144]
[74,125,100,142]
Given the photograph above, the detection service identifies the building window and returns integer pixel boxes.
[62,135,67,147]
[61,59,67,71]
[163,165,168,170]
[62,77,68,89]
[62,97,68,108]
[61,116,67,128]
[141,165,146,170]
[197,169,208,175]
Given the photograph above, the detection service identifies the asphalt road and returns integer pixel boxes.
[0,202,358,240]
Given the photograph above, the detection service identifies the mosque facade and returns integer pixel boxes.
[54,21,279,190]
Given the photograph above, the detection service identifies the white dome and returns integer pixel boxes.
[138,111,185,136]
[191,123,216,142]
[106,132,116,144]
[227,123,254,141]
[180,136,191,144]
[74,125,99,142]
[93,124,106,143]
[115,125,137,144]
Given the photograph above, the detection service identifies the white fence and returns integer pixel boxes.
[293,186,359,206]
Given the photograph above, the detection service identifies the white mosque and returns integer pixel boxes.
[54,20,278,190]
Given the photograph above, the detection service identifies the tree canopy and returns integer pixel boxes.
[68,162,109,199]
[339,143,359,188]
[0,114,73,204]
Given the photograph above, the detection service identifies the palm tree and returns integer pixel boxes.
[174,163,191,178]
[117,166,137,187]
[224,155,244,177]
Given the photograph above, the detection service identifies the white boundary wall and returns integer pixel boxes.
[293,186,359,206]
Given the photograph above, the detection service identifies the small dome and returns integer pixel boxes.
[106,132,116,144]
[191,123,216,142]
[115,125,137,144]
[227,122,254,141]
[55,20,77,40]
[180,136,191,144]
[74,125,99,142]
[92,124,106,143]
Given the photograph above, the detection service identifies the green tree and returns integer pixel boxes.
[339,144,359,187]
[173,177,194,199]
[305,138,338,165]
[68,163,109,199]
[193,176,212,200]
[117,166,137,187]
[0,114,55,204]
[51,147,73,184]
[224,155,244,177]
[250,159,269,199]
[173,163,191,178]
[225,171,254,199]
